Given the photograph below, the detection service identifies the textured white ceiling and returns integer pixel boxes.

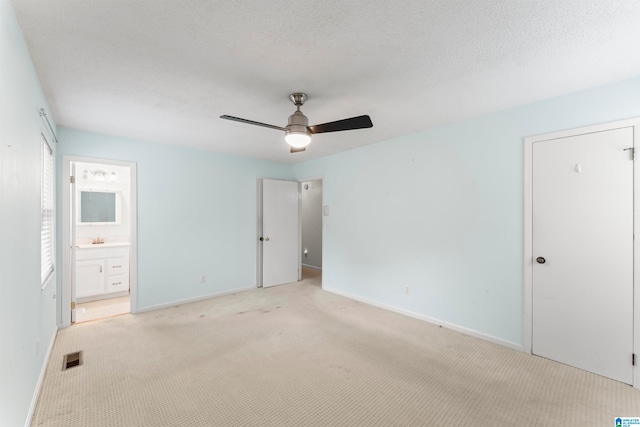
[11,0,640,163]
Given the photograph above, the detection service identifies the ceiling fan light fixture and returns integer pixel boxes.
[220,92,373,154]
[285,130,311,148]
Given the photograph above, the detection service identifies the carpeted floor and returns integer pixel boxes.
[32,269,640,426]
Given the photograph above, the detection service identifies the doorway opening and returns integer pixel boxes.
[61,156,138,327]
[301,179,323,286]
[73,161,131,323]
[256,178,324,289]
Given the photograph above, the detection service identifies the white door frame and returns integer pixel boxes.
[523,118,640,387]
[60,155,138,327]
[70,161,76,323]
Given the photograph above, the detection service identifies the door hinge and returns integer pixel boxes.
[633,353,636,366]
[70,176,75,184]
[623,147,635,160]
[71,301,76,310]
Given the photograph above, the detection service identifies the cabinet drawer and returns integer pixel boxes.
[107,257,129,275]
[106,274,129,293]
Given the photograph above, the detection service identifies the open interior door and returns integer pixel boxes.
[260,179,300,288]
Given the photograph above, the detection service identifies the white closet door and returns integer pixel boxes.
[532,127,633,384]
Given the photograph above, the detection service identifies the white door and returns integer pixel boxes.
[261,179,300,287]
[532,126,634,384]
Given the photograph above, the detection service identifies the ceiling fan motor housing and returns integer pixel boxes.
[286,110,310,136]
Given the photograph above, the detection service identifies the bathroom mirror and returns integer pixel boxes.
[79,191,119,224]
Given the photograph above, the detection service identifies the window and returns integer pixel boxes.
[41,134,54,284]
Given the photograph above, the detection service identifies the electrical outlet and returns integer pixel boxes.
[199,275,206,284]
[404,286,411,295]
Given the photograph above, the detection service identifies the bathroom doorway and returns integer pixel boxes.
[61,156,138,327]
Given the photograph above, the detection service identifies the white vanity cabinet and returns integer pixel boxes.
[76,244,130,302]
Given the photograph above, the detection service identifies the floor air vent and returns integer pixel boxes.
[62,351,83,371]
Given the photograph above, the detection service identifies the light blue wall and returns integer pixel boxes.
[0,2,58,426]
[294,75,640,346]
[56,128,294,311]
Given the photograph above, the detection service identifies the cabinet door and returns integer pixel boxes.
[76,260,105,298]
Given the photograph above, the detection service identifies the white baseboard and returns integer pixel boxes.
[301,264,322,270]
[25,328,57,427]
[324,287,524,352]
[136,286,256,313]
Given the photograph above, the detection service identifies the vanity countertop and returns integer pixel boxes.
[76,242,130,249]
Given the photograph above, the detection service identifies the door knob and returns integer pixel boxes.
[260,237,270,242]
[536,257,546,264]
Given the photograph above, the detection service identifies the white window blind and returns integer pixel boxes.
[41,134,54,284]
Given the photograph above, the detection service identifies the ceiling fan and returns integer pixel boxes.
[220,93,373,153]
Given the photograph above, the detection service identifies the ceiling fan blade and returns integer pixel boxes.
[308,115,373,134]
[220,115,286,131]
[290,146,306,153]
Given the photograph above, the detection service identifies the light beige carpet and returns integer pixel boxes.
[32,270,640,426]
